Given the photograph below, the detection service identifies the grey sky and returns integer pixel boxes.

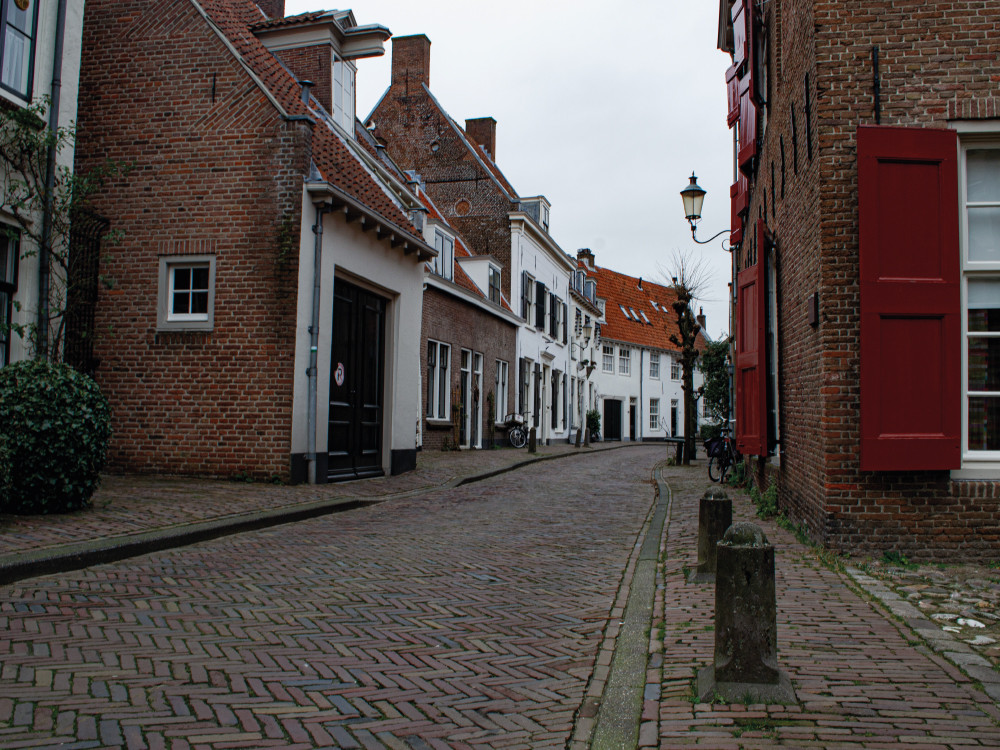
[286,0,734,340]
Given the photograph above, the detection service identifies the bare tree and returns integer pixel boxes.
[661,249,713,464]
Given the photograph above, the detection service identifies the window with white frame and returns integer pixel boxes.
[670,358,681,380]
[0,0,37,100]
[962,143,1000,460]
[619,347,631,376]
[489,265,501,304]
[157,255,216,331]
[0,231,17,366]
[521,272,534,322]
[332,55,356,132]
[650,352,660,379]
[649,398,660,430]
[495,359,508,421]
[602,344,615,373]
[426,340,451,420]
[432,231,454,280]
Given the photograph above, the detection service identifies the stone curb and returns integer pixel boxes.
[845,566,1000,704]
[0,442,649,587]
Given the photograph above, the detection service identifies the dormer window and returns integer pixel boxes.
[488,265,501,304]
[332,55,356,132]
[432,230,454,280]
[541,203,550,232]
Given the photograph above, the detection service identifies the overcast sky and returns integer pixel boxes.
[286,0,735,340]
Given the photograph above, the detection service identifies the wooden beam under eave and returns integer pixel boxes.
[404,243,415,255]
[390,235,403,248]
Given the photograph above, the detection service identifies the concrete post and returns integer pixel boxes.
[689,488,732,583]
[697,522,796,703]
[528,427,537,453]
[575,427,582,448]
[584,428,590,447]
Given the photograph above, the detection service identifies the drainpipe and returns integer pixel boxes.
[307,202,330,483]
[38,0,69,360]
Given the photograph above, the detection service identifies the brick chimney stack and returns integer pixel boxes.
[577,248,595,271]
[256,0,285,19]
[391,35,431,94]
[696,306,707,332]
[465,117,497,160]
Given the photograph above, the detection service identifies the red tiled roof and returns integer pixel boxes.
[589,265,707,353]
[250,10,329,29]
[196,0,422,242]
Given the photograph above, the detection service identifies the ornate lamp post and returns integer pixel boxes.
[680,172,730,246]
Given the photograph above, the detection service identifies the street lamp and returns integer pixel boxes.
[680,172,729,246]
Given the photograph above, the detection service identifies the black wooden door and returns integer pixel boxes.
[328,280,386,481]
[629,402,637,440]
[603,399,622,441]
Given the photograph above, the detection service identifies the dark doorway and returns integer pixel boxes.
[629,400,637,441]
[603,399,622,441]
[328,279,386,481]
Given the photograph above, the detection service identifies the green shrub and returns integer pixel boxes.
[0,430,11,500]
[700,422,722,440]
[0,360,111,514]
[586,409,601,436]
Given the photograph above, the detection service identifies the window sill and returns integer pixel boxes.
[951,466,1000,480]
[425,418,454,429]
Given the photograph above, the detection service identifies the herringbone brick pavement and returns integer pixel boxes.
[0,447,663,749]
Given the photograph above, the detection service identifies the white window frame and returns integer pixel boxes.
[332,55,356,133]
[432,230,454,281]
[522,272,535,324]
[649,352,660,379]
[495,359,509,423]
[670,359,681,381]
[488,265,501,304]
[959,136,1000,472]
[649,398,660,431]
[602,344,615,373]
[0,0,38,101]
[619,347,631,376]
[157,255,216,332]
[426,340,451,421]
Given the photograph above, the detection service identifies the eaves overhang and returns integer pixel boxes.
[425,274,521,327]
[306,181,436,262]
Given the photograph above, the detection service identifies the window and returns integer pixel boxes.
[0,0,37,100]
[426,340,450,419]
[489,266,501,304]
[650,398,660,431]
[432,231,454,280]
[157,255,216,331]
[549,293,558,337]
[619,347,631,376]
[519,357,530,416]
[963,144,1000,459]
[602,344,615,373]
[332,55,356,132]
[0,231,17,366]
[521,272,534,321]
[495,360,508,422]
[671,359,681,380]
[650,352,660,379]
[535,281,546,331]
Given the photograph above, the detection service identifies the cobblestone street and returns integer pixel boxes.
[0,447,660,749]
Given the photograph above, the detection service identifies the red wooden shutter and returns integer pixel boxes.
[735,219,768,456]
[730,178,747,246]
[857,125,960,471]
[738,76,757,175]
[726,64,739,127]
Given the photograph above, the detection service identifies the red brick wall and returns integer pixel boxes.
[420,286,517,451]
[75,0,309,480]
[272,44,332,114]
[746,0,1000,559]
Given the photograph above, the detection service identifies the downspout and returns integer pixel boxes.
[38,0,69,360]
[307,202,329,483]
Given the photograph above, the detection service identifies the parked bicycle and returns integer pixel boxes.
[503,413,528,448]
[704,428,740,483]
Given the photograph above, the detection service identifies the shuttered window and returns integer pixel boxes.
[858,125,961,471]
[535,281,546,332]
[735,219,768,457]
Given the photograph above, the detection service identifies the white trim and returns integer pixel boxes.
[157,254,216,332]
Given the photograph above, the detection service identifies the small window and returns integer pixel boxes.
[495,359,508,422]
[0,0,38,100]
[432,231,454,280]
[640,311,652,325]
[619,347,631,376]
[521,272,534,321]
[157,255,216,331]
[488,266,501,304]
[427,340,451,419]
[619,304,631,320]
[602,344,615,373]
[650,352,660,379]
[671,359,681,380]
[332,55,356,132]
[0,230,18,366]
[649,398,660,431]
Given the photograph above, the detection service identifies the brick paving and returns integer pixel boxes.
[652,467,1000,749]
[0,446,662,749]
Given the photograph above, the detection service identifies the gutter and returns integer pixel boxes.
[306,202,329,483]
[38,0,68,360]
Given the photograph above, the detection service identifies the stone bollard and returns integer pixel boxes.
[528,426,537,453]
[697,522,796,704]
[688,488,732,583]
[575,427,582,448]
[584,428,590,447]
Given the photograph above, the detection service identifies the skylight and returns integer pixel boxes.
[619,304,632,320]
[640,311,652,325]
[629,307,640,320]
[650,300,659,310]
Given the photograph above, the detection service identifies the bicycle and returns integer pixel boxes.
[705,428,740,483]
[503,413,528,448]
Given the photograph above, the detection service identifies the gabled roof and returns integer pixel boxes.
[193,0,426,249]
[588,264,707,354]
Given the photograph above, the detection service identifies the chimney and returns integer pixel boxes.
[638,276,643,290]
[465,117,497,159]
[696,306,707,332]
[256,0,285,19]
[577,248,595,271]
[391,35,431,93]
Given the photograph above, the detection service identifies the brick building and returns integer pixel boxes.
[74,0,434,483]
[719,0,1000,558]
[369,35,579,444]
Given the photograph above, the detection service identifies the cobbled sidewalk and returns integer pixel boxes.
[646,466,1000,749]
